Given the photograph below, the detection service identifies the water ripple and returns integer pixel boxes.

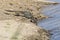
[38,0,60,40]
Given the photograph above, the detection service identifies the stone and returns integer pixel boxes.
[0,19,50,40]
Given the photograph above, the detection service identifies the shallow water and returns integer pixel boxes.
[38,0,60,40]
